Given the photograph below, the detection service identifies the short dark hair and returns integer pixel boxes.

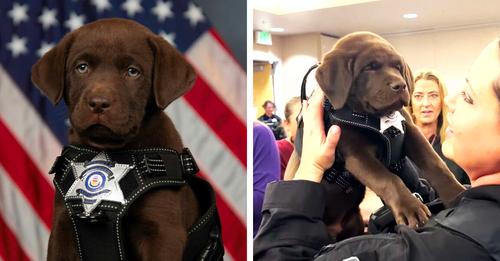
[262,100,275,108]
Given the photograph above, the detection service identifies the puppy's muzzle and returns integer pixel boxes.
[389,81,407,93]
[88,96,111,114]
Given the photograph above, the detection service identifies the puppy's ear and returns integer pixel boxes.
[401,58,414,94]
[31,34,74,104]
[149,35,196,110]
[315,51,353,109]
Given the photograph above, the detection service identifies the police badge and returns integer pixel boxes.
[65,152,133,216]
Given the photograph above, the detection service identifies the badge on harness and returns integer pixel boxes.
[65,152,133,216]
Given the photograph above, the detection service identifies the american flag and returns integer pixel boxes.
[0,0,246,260]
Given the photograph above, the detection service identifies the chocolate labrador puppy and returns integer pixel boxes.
[32,18,200,260]
[313,32,464,230]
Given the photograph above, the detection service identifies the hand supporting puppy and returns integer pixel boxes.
[294,89,341,183]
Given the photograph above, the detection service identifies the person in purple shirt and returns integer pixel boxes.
[253,121,280,237]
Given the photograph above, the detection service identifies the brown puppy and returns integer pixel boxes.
[315,32,465,229]
[32,18,198,260]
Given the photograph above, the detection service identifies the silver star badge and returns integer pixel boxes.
[65,152,133,216]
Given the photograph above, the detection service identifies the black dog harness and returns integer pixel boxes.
[322,98,414,192]
[297,64,431,200]
[50,145,224,261]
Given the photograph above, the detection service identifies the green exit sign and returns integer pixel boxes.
[255,30,272,45]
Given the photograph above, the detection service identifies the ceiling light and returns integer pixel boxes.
[270,27,285,32]
[403,13,418,19]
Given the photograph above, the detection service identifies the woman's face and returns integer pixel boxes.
[443,40,500,181]
[412,79,442,127]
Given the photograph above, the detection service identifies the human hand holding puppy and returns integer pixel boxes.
[294,89,341,183]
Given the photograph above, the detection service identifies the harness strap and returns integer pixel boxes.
[183,177,224,261]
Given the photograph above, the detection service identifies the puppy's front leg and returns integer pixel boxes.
[341,142,430,228]
[401,110,465,204]
[125,186,199,261]
[47,194,79,261]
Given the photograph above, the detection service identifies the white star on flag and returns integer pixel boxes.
[6,35,28,57]
[64,12,86,31]
[8,3,29,25]
[159,30,176,47]
[91,0,112,13]
[184,2,205,27]
[38,8,58,30]
[37,42,55,57]
[152,0,173,22]
[122,0,143,17]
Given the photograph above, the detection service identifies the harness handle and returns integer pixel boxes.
[300,63,320,102]
[295,64,320,157]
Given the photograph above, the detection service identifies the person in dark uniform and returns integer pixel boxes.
[254,38,500,261]
[258,100,286,140]
[409,70,470,184]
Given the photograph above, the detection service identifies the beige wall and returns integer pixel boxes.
[253,25,500,118]
[253,33,339,117]
[279,33,321,114]
[385,25,500,94]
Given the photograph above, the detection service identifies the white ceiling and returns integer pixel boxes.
[253,0,500,37]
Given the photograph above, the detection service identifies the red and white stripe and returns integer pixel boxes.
[0,65,55,261]
[168,30,247,261]
[0,66,60,186]
[0,29,246,261]
[0,165,49,260]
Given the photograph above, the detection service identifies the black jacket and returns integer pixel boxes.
[254,180,499,261]
[258,114,286,140]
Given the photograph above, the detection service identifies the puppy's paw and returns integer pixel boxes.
[392,194,431,228]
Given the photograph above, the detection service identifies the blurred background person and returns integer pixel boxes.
[258,100,286,140]
[409,70,470,184]
[253,121,280,237]
[276,97,301,179]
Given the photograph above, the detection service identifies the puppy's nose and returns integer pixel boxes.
[389,82,406,92]
[88,97,111,113]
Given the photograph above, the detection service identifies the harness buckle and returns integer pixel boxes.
[412,192,424,203]
[181,148,199,176]
[140,154,168,175]
[75,210,107,223]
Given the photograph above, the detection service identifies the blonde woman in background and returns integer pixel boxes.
[276,97,301,179]
[409,70,469,184]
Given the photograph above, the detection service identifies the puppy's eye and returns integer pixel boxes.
[364,62,381,71]
[76,63,88,74]
[396,64,403,72]
[127,67,141,77]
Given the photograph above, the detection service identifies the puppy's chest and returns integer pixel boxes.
[326,106,407,163]
[324,105,410,192]
[50,146,198,218]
